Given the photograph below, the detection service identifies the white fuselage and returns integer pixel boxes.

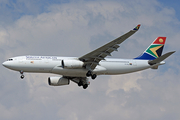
[2,55,165,77]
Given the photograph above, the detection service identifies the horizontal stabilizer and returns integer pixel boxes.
[148,51,175,65]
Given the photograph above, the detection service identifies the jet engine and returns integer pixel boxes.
[61,60,84,69]
[48,77,70,86]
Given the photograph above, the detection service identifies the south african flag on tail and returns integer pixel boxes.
[135,37,166,60]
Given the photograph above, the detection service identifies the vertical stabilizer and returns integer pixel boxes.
[135,37,166,60]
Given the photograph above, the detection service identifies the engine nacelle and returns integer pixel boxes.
[48,77,70,86]
[61,60,84,69]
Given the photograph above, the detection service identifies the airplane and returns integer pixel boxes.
[2,24,175,89]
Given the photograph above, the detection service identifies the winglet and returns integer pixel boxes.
[133,24,141,31]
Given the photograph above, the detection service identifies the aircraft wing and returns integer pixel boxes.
[79,24,141,70]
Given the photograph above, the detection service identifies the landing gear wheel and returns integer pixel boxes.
[20,70,24,79]
[83,84,88,89]
[91,74,97,80]
[86,71,92,77]
[21,75,24,79]
[86,70,97,80]
[78,81,83,86]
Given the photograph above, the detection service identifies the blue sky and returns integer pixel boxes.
[0,0,180,120]
[158,0,180,20]
[1,0,180,24]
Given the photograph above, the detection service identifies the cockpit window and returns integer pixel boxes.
[7,59,13,61]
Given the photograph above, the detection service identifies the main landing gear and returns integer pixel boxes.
[83,84,88,89]
[78,81,88,89]
[86,71,97,80]
[20,70,24,79]
[76,70,96,89]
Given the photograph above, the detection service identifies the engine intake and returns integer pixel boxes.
[48,77,70,86]
[61,60,84,69]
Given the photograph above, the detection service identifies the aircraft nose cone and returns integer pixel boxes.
[2,62,6,66]
[2,61,17,70]
[2,61,9,67]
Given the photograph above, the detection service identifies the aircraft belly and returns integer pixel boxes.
[100,60,150,75]
[51,67,88,77]
[50,60,150,76]
[7,58,150,76]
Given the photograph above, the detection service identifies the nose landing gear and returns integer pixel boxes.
[20,70,24,79]
[21,75,24,79]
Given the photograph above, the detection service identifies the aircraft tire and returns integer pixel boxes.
[78,81,83,86]
[91,74,97,80]
[21,75,24,79]
[86,71,92,77]
[83,84,88,89]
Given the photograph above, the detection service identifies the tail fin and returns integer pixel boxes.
[135,37,166,60]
